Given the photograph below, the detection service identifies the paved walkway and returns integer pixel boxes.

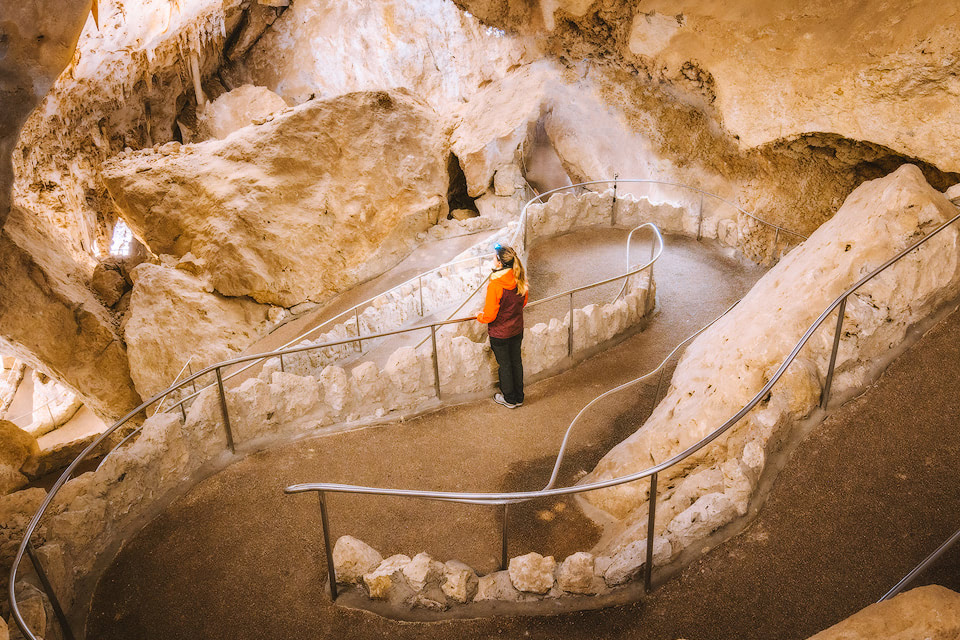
[88,266,960,640]
[86,233,768,639]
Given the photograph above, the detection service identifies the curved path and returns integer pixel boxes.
[86,231,765,639]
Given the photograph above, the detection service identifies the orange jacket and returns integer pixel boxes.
[477,268,528,324]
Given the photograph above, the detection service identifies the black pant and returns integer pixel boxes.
[490,333,524,405]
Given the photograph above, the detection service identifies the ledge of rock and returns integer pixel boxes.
[103,88,450,307]
[584,164,960,557]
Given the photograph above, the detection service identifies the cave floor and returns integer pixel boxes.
[86,235,959,639]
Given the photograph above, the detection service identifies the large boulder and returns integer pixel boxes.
[584,165,960,553]
[123,264,275,399]
[103,88,450,307]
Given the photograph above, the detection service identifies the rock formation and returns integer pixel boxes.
[583,165,960,556]
[123,264,278,399]
[195,84,288,141]
[103,88,450,307]
[807,585,960,640]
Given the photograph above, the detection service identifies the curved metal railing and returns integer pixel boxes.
[8,219,665,640]
[285,208,960,600]
[880,526,960,601]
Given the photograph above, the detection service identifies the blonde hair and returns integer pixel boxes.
[497,245,529,297]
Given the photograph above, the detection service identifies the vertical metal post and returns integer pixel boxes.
[215,368,236,453]
[611,174,618,227]
[430,325,442,400]
[26,542,76,640]
[648,230,656,293]
[644,472,658,593]
[567,291,575,357]
[501,503,509,570]
[821,297,847,410]
[45,403,54,424]
[179,403,187,422]
[696,195,704,241]
[188,362,197,393]
[354,309,362,352]
[279,353,285,372]
[653,365,666,411]
[418,276,424,316]
[317,492,338,601]
[774,227,780,249]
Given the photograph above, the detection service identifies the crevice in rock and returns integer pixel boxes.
[446,153,478,217]
[522,117,571,194]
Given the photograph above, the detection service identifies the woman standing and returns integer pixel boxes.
[477,243,529,409]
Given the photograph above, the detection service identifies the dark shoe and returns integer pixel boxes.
[494,393,517,409]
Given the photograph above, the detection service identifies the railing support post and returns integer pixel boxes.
[821,296,847,410]
[188,362,197,393]
[611,173,618,227]
[501,503,509,570]
[317,492,339,601]
[418,276,424,316]
[279,353,285,372]
[567,291,575,357]
[696,194,704,241]
[430,325,442,400]
[652,365,666,412]
[644,472,658,593]
[354,309,362,352]
[215,368,236,453]
[26,542,76,640]
[179,403,187,422]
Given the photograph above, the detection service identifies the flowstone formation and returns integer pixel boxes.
[583,165,960,558]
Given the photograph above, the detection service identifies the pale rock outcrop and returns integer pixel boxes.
[196,84,288,140]
[602,537,671,587]
[234,0,533,111]
[27,371,82,437]
[508,552,556,594]
[556,552,603,594]
[123,264,275,399]
[946,183,960,202]
[8,582,47,640]
[104,89,450,307]
[363,554,414,603]
[584,165,960,558]
[0,488,46,600]
[332,536,383,584]
[806,585,960,640]
[441,560,479,603]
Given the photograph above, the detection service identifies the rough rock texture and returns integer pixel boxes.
[475,570,524,602]
[332,536,383,584]
[0,421,39,495]
[457,0,960,174]
[0,207,142,420]
[27,370,83,437]
[0,0,90,229]
[104,89,450,307]
[585,166,960,556]
[232,0,533,111]
[441,560,479,603]
[556,552,597,594]
[0,360,25,418]
[602,536,671,587]
[363,555,414,603]
[508,552,556,594]
[0,488,46,606]
[196,84,288,140]
[806,585,960,640]
[123,264,274,398]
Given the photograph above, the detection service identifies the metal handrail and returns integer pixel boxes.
[285,208,960,599]
[8,220,665,640]
[880,527,960,601]
[518,179,807,245]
